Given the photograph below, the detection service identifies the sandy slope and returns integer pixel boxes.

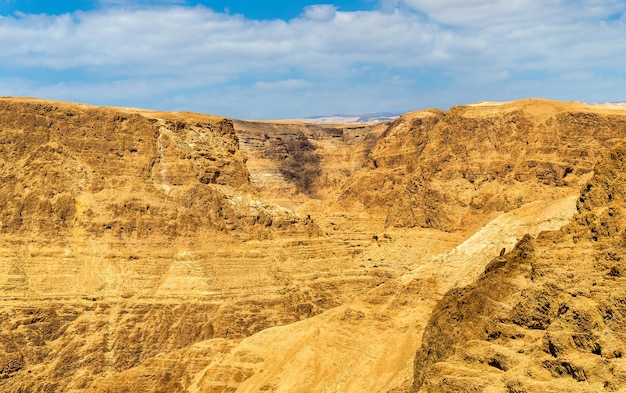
[183,196,578,393]
[412,139,626,392]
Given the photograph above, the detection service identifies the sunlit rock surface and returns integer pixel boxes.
[0,97,625,392]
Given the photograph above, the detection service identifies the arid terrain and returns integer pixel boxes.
[1,97,626,392]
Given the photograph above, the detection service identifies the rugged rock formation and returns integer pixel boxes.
[412,139,626,392]
[0,98,330,392]
[0,98,320,240]
[1,97,626,392]
[233,119,386,206]
[342,100,626,231]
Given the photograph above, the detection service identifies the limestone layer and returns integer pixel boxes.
[412,139,626,392]
[0,98,625,392]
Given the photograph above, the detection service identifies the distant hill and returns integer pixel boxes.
[288,111,400,124]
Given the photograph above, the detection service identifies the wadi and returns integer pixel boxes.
[1,96,626,392]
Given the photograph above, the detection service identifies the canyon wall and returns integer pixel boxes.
[342,100,626,231]
[412,139,626,392]
[0,97,625,392]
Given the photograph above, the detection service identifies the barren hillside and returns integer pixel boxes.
[343,99,626,231]
[412,137,626,393]
[0,97,625,392]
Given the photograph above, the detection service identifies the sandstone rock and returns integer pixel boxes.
[412,139,626,392]
[342,99,626,231]
[1,97,626,392]
[0,98,317,240]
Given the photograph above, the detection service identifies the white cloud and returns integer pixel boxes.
[302,4,337,21]
[254,79,313,89]
[0,6,443,74]
[399,0,623,27]
[1,3,619,75]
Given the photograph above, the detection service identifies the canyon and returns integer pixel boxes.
[0,97,625,392]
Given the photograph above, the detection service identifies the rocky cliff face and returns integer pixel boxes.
[0,99,320,240]
[233,119,385,207]
[412,139,626,392]
[2,97,626,392]
[342,100,626,231]
[0,98,328,392]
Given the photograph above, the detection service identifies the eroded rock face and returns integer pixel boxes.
[342,100,626,231]
[0,99,317,240]
[2,97,626,392]
[412,140,626,392]
[234,119,385,205]
[0,98,329,392]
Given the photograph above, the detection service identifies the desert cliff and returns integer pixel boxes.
[412,136,626,393]
[0,97,625,392]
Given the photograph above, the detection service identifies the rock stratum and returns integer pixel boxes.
[412,127,626,392]
[0,97,625,392]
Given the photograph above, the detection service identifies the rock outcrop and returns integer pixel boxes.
[0,98,320,240]
[0,98,328,392]
[342,100,626,231]
[412,138,626,392]
[234,119,386,206]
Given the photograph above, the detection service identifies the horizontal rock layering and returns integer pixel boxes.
[0,97,625,392]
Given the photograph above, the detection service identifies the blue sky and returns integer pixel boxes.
[0,0,625,119]
[0,1,375,20]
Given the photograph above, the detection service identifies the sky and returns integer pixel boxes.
[0,0,625,119]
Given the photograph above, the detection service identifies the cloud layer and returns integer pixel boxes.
[0,0,624,118]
